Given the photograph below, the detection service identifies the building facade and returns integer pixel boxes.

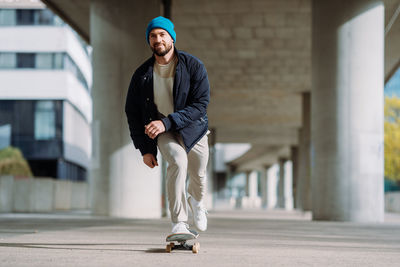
[0,1,92,181]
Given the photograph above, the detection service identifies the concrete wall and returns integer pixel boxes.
[71,181,89,210]
[0,175,14,212]
[54,180,71,210]
[385,192,400,213]
[0,175,89,213]
[13,177,35,212]
[109,145,162,219]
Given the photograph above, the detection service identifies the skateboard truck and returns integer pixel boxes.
[165,229,200,254]
[166,241,200,253]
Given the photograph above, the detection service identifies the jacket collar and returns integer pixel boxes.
[149,46,180,67]
[145,46,181,78]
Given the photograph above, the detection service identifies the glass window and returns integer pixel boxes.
[0,124,11,150]
[64,54,89,90]
[53,15,64,26]
[34,101,56,140]
[0,9,16,26]
[37,9,53,25]
[16,9,35,25]
[64,55,75,75]
[53,53,63,69]
[17,53,35,68]
[36,53,53,69]
[0,53,16,68]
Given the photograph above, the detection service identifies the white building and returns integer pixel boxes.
[0,0,92,181]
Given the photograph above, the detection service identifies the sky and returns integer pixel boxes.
[385,67,400,97]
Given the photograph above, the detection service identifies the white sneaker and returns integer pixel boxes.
[171,222,191,234]
[188,195,208,232]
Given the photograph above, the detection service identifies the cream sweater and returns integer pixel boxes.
[153,56,177,117]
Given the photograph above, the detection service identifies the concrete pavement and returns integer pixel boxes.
[0,210,400,266]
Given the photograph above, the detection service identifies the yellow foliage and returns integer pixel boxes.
[385,96,400,181]
[0,146,33,177]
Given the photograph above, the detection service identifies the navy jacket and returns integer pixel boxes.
[125,49,210,157]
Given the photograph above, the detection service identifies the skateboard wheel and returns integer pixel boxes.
[166,244,172,253]
[170,242,175,248]
[192,242,200,254]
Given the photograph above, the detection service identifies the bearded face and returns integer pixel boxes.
[149,28,174,57]
[151,40,173,56]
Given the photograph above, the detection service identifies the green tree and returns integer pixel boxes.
[0,146,32,177]
[385,96,400,181]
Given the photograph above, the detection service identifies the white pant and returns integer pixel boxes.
[157,131,209,223]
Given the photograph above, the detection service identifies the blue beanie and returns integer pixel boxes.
[146,16,176,44]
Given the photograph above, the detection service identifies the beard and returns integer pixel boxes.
[151,42,173,57]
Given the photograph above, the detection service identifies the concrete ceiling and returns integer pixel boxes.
[41,0,90,43]
[228,145,291,172]
[173,0,310,147]
[41,0,400,168]
[385,0,400,82]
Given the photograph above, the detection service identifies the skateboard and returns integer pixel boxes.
[165,229,200,253]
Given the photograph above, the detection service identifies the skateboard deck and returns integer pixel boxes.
[165,229,200,253]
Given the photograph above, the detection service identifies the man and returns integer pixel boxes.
[125,16,210,235]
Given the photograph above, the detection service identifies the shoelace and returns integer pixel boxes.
[196,206,208,217]
[202,208,209,215]
[181,222,189,229]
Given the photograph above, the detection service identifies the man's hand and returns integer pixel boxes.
[144,120,165,139]
[143,153,158,168]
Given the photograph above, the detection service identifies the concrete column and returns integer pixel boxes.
[297,93,312,211]
[278,158,294,210]
[90,0,162,217]
[161,157,168,217]
[248,171,258,199]
[267,164,279,209]
[312,0,384,222]
[244,171,250,197]
[260,166,269,209]
[284,160,294,210]
[296,128,304,210]
[206,128,216,210]
[277,158,285,208]
[239,171,250,209]
[290,147,298,209]
[243,170,259,208]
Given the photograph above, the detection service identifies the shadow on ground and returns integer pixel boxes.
[0,242,167,253]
